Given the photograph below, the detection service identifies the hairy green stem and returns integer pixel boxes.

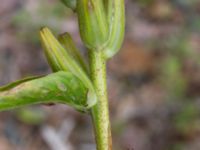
[89,50,112,150]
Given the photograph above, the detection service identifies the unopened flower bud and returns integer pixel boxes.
[76,0,108,50]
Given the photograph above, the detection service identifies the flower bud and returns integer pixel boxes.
[103,0,125,59]
[39,27,97,108]
[76,0,108,50]
[58,33,88,74]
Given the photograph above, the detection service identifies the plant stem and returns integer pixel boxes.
[89,50,112,150]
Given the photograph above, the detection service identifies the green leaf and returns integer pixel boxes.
[58,33,88,74]
[0,71,92,112]
[0,76,43,91]
[39,27,97,108]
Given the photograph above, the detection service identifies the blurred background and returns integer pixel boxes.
[0,0,200,149]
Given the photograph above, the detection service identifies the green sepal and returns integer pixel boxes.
[103,0,125,59]
[0,71,91,112]
[39,27,97,108]
[58,33,88,74]
[60,0,77,11]
[76,0,108,50]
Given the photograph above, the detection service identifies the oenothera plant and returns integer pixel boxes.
[0,0,124,149]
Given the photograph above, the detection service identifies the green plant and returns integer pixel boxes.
[0,0,125,150]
